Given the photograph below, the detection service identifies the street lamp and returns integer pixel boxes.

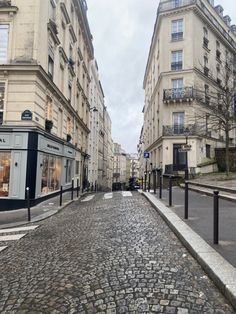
[184,127,190,180]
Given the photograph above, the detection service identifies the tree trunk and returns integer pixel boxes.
[225,129,230,176]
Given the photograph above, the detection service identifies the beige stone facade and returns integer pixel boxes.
[0,0,99,208]
[88,59,113,191]
[141,0,236,176]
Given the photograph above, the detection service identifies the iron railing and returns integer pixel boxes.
[162,124,207,136]
[163,87,194,101]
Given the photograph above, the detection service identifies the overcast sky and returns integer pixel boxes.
[86,0,235,154]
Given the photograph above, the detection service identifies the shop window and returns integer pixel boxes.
[0,25,9,64]
[41,154,61,194]
[0,152,11,197]
[65,159,72,183]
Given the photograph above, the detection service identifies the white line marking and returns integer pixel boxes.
[122,191,132,197]
[0,246,7,252]
[81,195,95,202]
[104,193,113,199]
[0,234,26,241]
[0,225,39,234]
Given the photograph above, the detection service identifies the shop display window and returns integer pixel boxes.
[41,154,61,194]
[65,159,72,183]
[0,152,11,197]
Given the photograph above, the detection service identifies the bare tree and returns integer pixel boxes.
[194,51,236,176]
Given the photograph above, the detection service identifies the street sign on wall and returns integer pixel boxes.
[144,152,150,158]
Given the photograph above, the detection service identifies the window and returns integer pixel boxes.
[171,19,183,41]
[204,56,209,76]
[171,51,183,70]
[0,25,9,64]
[206,144,211,158]
[173,112,184,134]
[0,82,5,125]
[0,152,11,197]
[172,0,183,8]
[203,27,209,48]
[65,159,72,183]
[48,46,54,79]
[172,79,183,98]
[49,0,57,21]
[41,154,61,194]
[45,96,53,120]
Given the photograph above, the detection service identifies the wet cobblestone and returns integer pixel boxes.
[0,192,235,313]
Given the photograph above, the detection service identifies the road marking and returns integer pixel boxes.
[104,193,113,199]
[0,225,39,234]
[0,234,26,241]
[122,191,132,197]
[0,246,7,252]
[81,195,95,202]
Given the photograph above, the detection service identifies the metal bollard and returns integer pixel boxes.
[213,190,219,244]
[60,186,63,206]
[141,177,143,190]
[184,181,189,219]
[71,179,74,200]
[77,179,79,198]
[169,176,173,207]
[153,171,157,194]
[159,175,162,199]
[144,173,147,192]
[148,172,151,192]
[26,187,31,222]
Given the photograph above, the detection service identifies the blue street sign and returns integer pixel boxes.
[144,152,150,159]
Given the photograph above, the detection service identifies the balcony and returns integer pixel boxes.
[171,61,182,71]
[163,87,194,103]
[163,124,208,137]
[158,0,196,13]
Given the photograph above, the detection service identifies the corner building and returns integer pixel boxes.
[142,0,236,174]
[0,0,93,209]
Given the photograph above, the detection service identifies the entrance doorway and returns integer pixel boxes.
[173,144,186,171]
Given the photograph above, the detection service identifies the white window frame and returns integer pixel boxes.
[0,25,9,64]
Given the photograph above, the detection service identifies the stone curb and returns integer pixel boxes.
[140,190,236,311]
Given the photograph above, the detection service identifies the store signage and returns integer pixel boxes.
[144,152,150,158]
[47,144,60,151]
[21,110,32,120]
[0,134,10,145]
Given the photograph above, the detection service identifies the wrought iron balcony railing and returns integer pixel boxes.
[162,124,213,137]
[163,87,194,102]
[171,61,183,71]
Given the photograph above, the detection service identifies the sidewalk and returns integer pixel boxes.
[0,191,82,229]
[140,177,236,309]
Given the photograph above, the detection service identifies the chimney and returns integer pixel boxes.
[223,15,231,27]
[215,5,224,17]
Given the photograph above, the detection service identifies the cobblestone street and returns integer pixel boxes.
[0,192,234,313]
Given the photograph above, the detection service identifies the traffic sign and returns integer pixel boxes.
[181,144,192,150]
[144,152,150,158]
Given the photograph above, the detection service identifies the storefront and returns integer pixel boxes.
[0,128,76,210]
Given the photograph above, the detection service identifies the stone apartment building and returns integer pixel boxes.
[112,142,127,190]
[88,59,113,191]
[0,0,95,209]
[141,0,236,175]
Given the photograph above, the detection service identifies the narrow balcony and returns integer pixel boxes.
[163,124,211,137]
[171,61,183,71]
[163,87,194,103]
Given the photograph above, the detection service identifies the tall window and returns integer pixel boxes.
[0,82,5,125]
[46,97,53,120]
[48,45,54,79]
[49,0,57,21]
[0,152,11,197]
[0,25,9,64]
[171,50,183,71]
[41,154,61,194]
[173,112,184,134]
[203,27,209,48]
[171,19,183,41]
[172,79,183,98]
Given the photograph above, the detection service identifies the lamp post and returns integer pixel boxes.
[184,127,190,180]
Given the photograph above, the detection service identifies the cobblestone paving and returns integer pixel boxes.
[0,192,235,313]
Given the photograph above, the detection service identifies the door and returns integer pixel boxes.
[173,144,186,171]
